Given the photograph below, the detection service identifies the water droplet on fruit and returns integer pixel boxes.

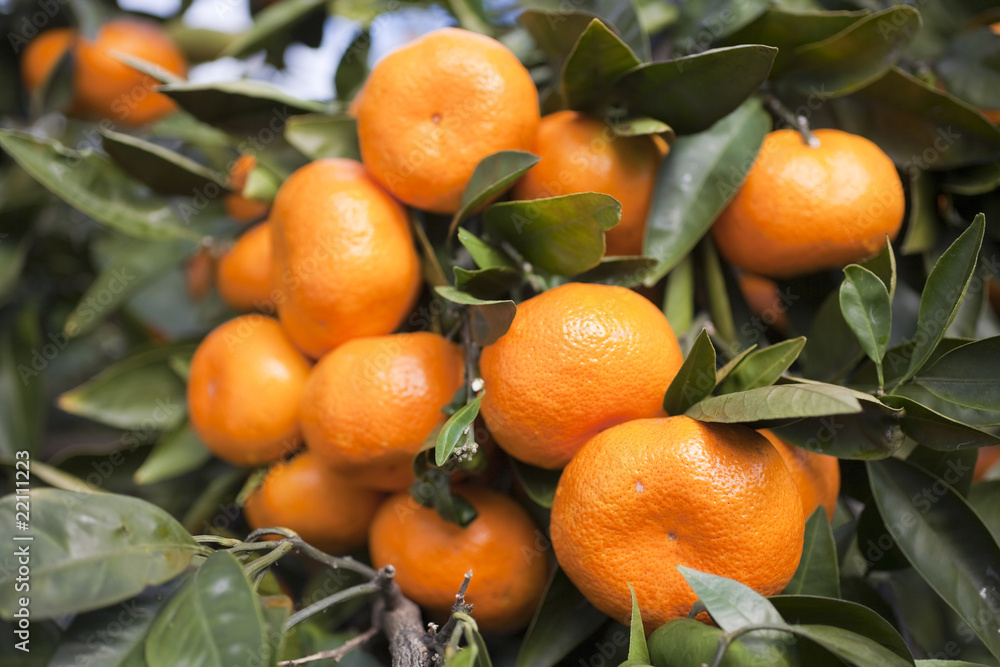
[668,532,677,541]
[635,481,644,492]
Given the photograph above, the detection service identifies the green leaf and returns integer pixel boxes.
[453,266,523,300]
[450,150,541,237]
[776,6,921,97]
[772,405,903,460]
[642,97,771,284]
[335,27,370,101]
[223,0,326,58]
[648,618,757,667]
[801,290,863,382]
[839,265,892,386]
[671,0,770,53]
[517,10,597,60]
[259,595,293,665]
[483,193,620,276]
[685,383,862,424]
[782,509,840,598]
[515,568,608,667]
[57,344,194,431]
[434,287,516,346]
[134,422,212,485]
[968,481,1000,542]
[716,337,806,395]
[788,624,913,667]
[714,345,757,387]
[0,306,44,462]
[914,336,1000,411]
[146,551,268,667]
[436,395,482,466]
[942,162,1000,196]
[702,237,737,347]
[859,237,897,301]
[627,585,649,663]
[902,169,940,255]
[100,128,227,196]
[561,19,641,112]
[900,214,985,385]
[0,489,197,620]
[610,116,674,139]
[284,114,360,161]
[159,80,330,135]
[616,45,777,135]
[457,228,518,271]
[908,445,976,498]
[936,26,1000,110]
[880,395,1000,450]
[677,566,786,631]
[572,257,658,287]
[869,456,1000,661]
[0,130,198,242]
[510,459,561,509]
[770,596,912,662]
[662,329,717,415]
[663,255,694,335]
[0,235,31,306]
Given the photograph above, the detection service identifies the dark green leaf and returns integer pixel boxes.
[0,489,197,620]
[677,566,786,631]
[789,624,913,667]
[572,257,658,287]
[642,97,771,284]
[716,337,806,395]
[454,266,523,299]
[450,151,541,236]
[259,595,293,664]
[663,329,717,415]
[0,130,198,241]
[0,236,31,305]
[702,237,737,347]
[0,306,44,462]
[868,457,1000,660]
[714,345,757,387]
[57,344,194,431]
[915,336,1000,411]
[859,240,897,303]
[685,383,862,424]
[840,265,892,385]
[434,287,516,346]
[777,6,921,97]
[627,585,650,663]
[968,481,1000,542]
[134,422,212,485]
[284,114,360,161]
[936,26,1000,110]
[456,228,518,271]
[648,618,757,667]
[801,290,863,382]
[663,255,695,335]
[900,214,985,385]
[942,163,1000,196]
[783,509,840,598]
[616,45,777,135]
[484,193,620,276]
[510,459,560,509]
[902,169,939,255]
[436,395,482,466]
[100,129,227,196]
[881,395,1000,450]
[561,19,641,112]
[146,551,268,667]
[515,568,613,667]
[908,445,977,498]
[224,0,327,57]
[772,402,903,460]
[671,0,770,54]
[517,10,597,60]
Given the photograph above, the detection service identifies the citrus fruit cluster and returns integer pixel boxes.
[169,26,869,633]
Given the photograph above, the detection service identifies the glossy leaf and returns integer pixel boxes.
[627,585,650,663]
[436,395,482,466]
[663,255,695,335]
[616,45,777,135]
[801,290,863,382]
[663,329,717,415]
[702,238,737,347]
[772,404,903,460]
[914,336,1000,411]
[671,0,770,53]
[510,459,561,509]
[859,236,897,300]
[783,509,840,598]
[716,337,806,395]
[868,457,1000,660]
[517,10,597,60]
[685,383,862,424]
[789,625,913,667]
[648,618,757,667]
[642,97,771,284]
[677,566,786,631]
[0,130,198,241]
[561,19,641,112]
[0,489,197,620]
[453,266,523,299]
[456,228,518,271]
[714,345,757,387]
[572,257,658,287]
[968,481,1000,541]
[222,0,326,58]
[450,150,540,236]
[908,445,976,498]
[483,193,620,276]
[840,265,892,385]
[134,422,212,485]
[881,395,1000,450]
[900,214,985,385]
[0,306,44,462]
[145,551,268,667]
[903,169,939,255]
[100,129,227,196]
[284,114,360,161]
[515,568,607,667]
[434,287,516,346]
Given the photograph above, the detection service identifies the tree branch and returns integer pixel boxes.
[372,566,433,667]
[277,626,379,666]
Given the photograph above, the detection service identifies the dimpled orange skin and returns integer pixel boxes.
[187,315,311,466]
[368,485,549,632]
[760,429,840,521]
[301,333,464,491]
[357,27,540,214]
[20,28,76,94]
[511,111,662,256]
[479,282,683,469]
[551,417,804,633]
[74,19,187,126]
[270,158,421,359]
[244,450,383,554]
[225,154,269,223]
[712,129,904,279]
[218,221,272,311]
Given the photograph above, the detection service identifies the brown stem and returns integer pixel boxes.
[277,626,378,666]
[373,576,432,667]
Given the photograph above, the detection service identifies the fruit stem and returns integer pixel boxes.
[284,580,383,630]
[243,540,293,579]
[763,93,820,148]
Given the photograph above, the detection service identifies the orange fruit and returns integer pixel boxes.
[20,27,76,95]
[712,129,904,279]
[270,158,421,358]
[244,450,383,554]
[357,27,539,214]
[551,416,804,632]
[511,111,662,256]
[737,273,789,334]
[225,154,270,223]
[301,333,464,491]
[74,19,187,126]
[479,282,683,469]
[369,485,549,632]
[760,429,840,521]
[187,315,311,466]
[218,221,272,311]
[975,445,1000,482]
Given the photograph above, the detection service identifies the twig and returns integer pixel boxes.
[284,580,381,631]
[372,571,433,667]
[430,570,476,656]
[763,92,820,148]
[277,626,379,666]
